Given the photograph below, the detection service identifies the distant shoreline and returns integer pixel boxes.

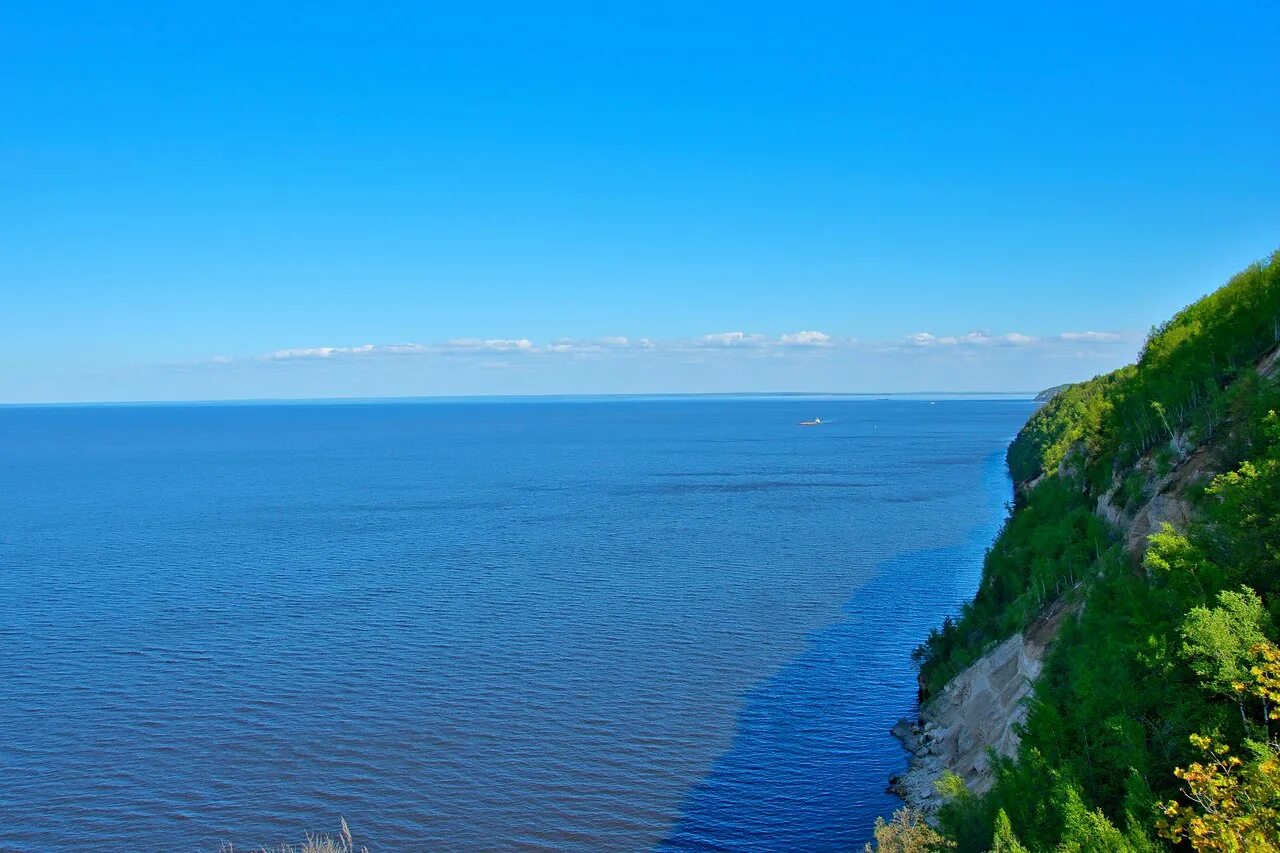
[0,391,1039,409]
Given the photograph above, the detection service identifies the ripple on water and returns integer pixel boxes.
[0,398,1031,850]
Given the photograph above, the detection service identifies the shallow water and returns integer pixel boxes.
[0,397,1031,850]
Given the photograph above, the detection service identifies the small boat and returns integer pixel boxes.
[799,417,823,426]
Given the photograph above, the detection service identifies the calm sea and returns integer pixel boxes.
[0,397,1033,851]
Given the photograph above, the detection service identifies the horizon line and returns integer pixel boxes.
[0,390,1042,409]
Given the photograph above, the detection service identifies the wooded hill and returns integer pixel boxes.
[894,251,1280,851]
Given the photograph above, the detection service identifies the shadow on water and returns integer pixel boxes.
[659,448,1013,852]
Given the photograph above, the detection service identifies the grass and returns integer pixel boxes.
[222,818,367,853]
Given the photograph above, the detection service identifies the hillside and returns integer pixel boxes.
[873,251,1280,851]
[1033,384,1073,403]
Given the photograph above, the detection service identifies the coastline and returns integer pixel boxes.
[885,432,1045,815]
[888,596,1075,811]
[664,438,1026,849]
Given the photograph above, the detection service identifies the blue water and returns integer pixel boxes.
[0,397,1032,851]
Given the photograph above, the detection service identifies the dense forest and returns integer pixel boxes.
[874,251,1280,851]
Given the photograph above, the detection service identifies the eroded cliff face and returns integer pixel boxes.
[889,597,1075,811]
[1095,450,1207,559]
[1097,341,1277,558]
[890,437,1211,811]
[890,355,1262,811]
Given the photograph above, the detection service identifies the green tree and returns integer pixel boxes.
[988,809,1027,852]
[1180,587,1272,729]
[1053,781,1136,851]
[1204,411,1280,597]
[896,252,1280,851]
[1143,523,1221,601]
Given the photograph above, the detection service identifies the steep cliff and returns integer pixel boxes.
[891,348,1265,813]
[886,251,1280,851]
[891,596,1075,811]
[891,422,1231,814]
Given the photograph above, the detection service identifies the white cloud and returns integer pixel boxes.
[262,343,427,360]
[905,331,1035,347]
[701,331,765,347]
[542,336,633,354]
[218,326,1134,370]
[445,338,534,352]
[778,330,832,346]
[1059,331,1123,342]
[266,346,348,360]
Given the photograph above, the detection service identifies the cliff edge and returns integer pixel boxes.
[889,595,1075,811]
[890,338,1280,814]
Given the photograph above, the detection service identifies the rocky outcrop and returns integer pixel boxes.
[1096,438,1222,559]
[890,347,1280,812]
[889,597,1076,811]
[890,343,1280,817]
[892,433,1205,812]
[1259,343,1280,378]
[1099,341,1280,558]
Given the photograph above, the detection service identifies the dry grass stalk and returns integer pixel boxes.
[222,817,368,853]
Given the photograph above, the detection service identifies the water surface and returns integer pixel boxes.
[0,397,1032,850]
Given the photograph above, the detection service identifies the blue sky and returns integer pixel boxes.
[3,2,1278,402]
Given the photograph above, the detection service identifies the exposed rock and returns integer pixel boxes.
[890,596,1076,812]
[1097,439,1222,560]
[1099,341,1280,558]
[1259,343,1280,377]
[1095,487,1127,531]
[889,344,1280,813]
[1126,489,1197,555]
[890,717,919,751]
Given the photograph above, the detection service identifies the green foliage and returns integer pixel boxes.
[1007,250,1280,493]
[1180,587,1272,723]
[1006,371,1120,485]
[1054,782,1133,851]
[915,477,1106,696]
[990,809,1028,852]
[935,771,998,852]
[897,253,1280,850]
[1116,469,1148,512]
[1143,523,1223,602]
[971,446,1280,849]
[1202,411,1280,600]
